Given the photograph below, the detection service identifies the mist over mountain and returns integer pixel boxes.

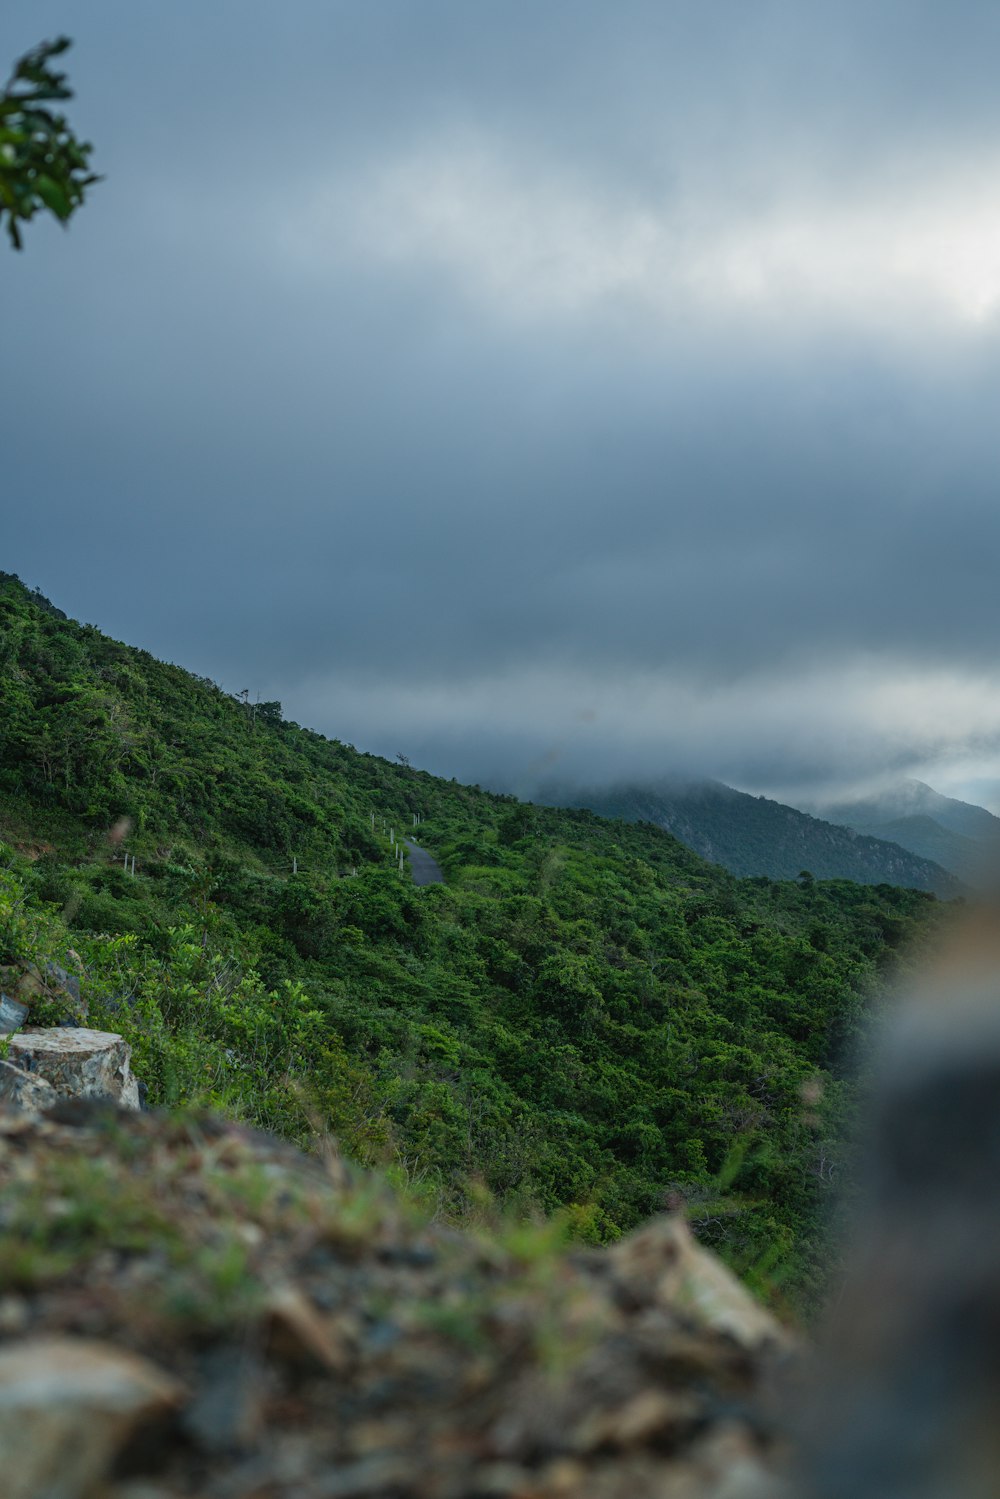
[535,778,960,895]
[814,779,1000,885]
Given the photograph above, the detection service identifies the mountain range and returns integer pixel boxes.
[816,780,1000,885]
[536,778,962,895]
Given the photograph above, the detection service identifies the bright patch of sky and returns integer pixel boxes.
[290,136,1000,336]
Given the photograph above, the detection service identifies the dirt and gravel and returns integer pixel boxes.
[0,1102,799,1499]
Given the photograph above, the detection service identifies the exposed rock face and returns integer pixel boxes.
[0,1337,183,1499]
[0,993,30,1033]
[5,1028,140,1110]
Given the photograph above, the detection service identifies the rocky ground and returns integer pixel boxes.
[0,1098,802,1499]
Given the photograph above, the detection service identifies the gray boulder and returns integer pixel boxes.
[5,1028,141,1110]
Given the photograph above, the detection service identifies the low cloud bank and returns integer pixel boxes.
[280,654,1000,806]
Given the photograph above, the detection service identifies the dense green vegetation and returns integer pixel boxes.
[542,777,958,894]
[0,575,943,1309]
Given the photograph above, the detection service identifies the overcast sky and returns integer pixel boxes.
[5,2,1000,806]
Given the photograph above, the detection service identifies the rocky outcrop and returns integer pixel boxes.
[0,1060,59,1117]
[0,1107,796,1499]
[0,957,144,1117]
[2,1029,141,1113]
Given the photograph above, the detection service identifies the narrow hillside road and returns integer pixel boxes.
[405,839,444,886]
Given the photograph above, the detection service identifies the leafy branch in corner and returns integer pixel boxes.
[0,37,100,250]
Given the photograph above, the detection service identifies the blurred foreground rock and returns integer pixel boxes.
[798,966,1000,1499]
[0,1338,183,1499]
[609,1215,791,1354]
[0,1107,798,1499]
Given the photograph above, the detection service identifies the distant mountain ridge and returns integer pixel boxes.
[537,778,961,895]
[817,779,1000,884]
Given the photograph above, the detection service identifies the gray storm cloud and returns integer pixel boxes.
[4,0,1000,801]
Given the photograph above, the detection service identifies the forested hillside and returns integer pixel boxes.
[0,576,943,1308]
[538,778,959,894]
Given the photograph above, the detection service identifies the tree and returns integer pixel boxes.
[0,37,98,249]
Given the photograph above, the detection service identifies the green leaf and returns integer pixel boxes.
[33,174,70,219]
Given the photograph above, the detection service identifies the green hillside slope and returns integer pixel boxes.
[853,814,983,881]
[539,778,959,894]
[0,575,943,1307]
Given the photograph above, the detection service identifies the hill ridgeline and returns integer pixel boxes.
[537,777,959,895]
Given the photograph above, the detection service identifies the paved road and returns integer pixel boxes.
[404,839,445,886]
